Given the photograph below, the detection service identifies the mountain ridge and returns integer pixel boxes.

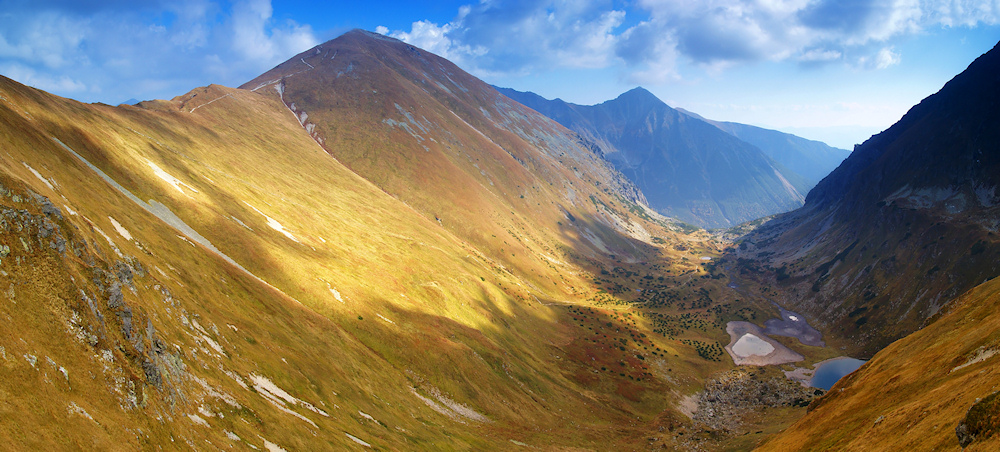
[497,85,807,228]
[675,107,850,189]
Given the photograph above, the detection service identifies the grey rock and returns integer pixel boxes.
[114,261,134,288]
[142,359,162,387]
[118,305,133,339]
[107,281,124,308]
[956,422,974,448]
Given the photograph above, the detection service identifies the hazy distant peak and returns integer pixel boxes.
[675,107,708,121]
[493,86,552,103]
[612,86,662,105]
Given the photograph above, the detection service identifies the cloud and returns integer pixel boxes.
[0,62,88,92]
[798,48,843,63]
[387,19,475,62]
[860,46,902,69]
[383,0,625,77]
[614,21,680,84]
[0,11,89,69]
[926,0,1000,27]
[0,0,317,103]
[229,0,317,65]
[384,0,1000,83]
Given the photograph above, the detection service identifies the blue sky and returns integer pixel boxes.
[1,1,999,149]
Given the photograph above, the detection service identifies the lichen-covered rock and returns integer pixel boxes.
[142,359,162,387]
[107,281,124,308]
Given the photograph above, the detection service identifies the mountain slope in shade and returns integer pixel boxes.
[731,40,1000,356]
[677,108,850,191]
[759,274,1000,451]
[497,86,805,228]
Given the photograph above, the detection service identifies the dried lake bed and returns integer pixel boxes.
[724,321,804,366]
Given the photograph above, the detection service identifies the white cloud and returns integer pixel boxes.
[0,12,89,69]
[230,0,317,65]
[875,46,902,68]
[388,20,462,60]
[0,0,317,103]
[799,48,843,63]
[384,0,1000,84]
[927,0,1000,27]
[1,63,88,92]
[860,46,902,69]
[615,21,681,84]
[384,0,625,77]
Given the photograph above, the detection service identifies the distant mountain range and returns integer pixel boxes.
[675,108,850,186]
[498,86,848,228]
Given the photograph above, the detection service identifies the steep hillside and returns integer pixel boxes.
[758,274,1000,451]
[677,108,849,190]
[0,31,804,449]
[498,86,806,228]
[240,30,657,292]
[0,75,496,449]
[0,71,687,450]
[731,41,1000,356]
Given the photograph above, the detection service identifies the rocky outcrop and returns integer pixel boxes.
[0,176,190,409]
[694,367,822,433]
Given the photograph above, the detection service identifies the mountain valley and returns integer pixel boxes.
[0,27,997,452]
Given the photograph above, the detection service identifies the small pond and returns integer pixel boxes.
[810,358,866,390]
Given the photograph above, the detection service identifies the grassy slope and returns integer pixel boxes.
[758,274,1000,451]
[3,74,525,449]
[0,70,806,450]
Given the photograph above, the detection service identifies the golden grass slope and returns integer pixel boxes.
[758,274,1000,451]
[0,65,748,449]
[3,72,539,449]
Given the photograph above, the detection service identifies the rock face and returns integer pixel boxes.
[733,40,1000,355]
[498,87,806,228]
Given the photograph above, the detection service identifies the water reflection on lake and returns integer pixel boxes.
[811,358,866,390]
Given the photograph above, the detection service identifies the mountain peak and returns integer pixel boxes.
[614,86,662,105]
